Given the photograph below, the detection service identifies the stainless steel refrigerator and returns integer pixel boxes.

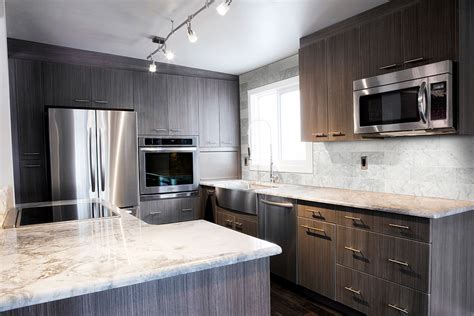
[48,108,139,208]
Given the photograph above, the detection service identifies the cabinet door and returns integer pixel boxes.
[218,80,240,147]
[327,27,361,141]
[420,0,457,64]
[297,218,336,299]
[91,68,134,109]
[43,62,92,107]
[234,214,258,237]
[299,39,328,142]
[401,2,425,68]
[168,75,199,135]
[360,12,403,77]
[198,78,220,147]
[178,196,200,222]
[17,160,50,203]
[134,72,169,135]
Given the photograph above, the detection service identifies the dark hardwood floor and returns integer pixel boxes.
[271,276,363,316]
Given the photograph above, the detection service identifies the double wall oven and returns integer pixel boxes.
[139,137,198,197]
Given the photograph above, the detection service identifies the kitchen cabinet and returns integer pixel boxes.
[198,78,220,147]
[44,62,134,110]
[134,72,169,135]
[43,62,92,107]
[91,67,134,109]
[299,39,328,142]
[218,80,240,147]
[216,206,258,238]
[326,27,361,141]
[8,59,50,203]
[139,196,200,225]
[297,217,336,299]
[167,75,199,136]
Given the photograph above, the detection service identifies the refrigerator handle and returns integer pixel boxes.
[89,129,96,193]
[99,128,105,192]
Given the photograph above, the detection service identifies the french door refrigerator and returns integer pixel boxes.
[48,108,139,208]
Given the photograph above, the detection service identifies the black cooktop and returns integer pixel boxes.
[17,202,119,227]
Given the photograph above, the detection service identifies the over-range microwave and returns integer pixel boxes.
[353,60,455,137]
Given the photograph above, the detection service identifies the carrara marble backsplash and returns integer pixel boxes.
[239,55,474,201]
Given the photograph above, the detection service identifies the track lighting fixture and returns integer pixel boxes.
[187,19,198,43]
[147,0,232,64]
[148,59,157,73]
[216,0,232,16]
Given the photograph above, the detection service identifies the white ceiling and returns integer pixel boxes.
[6,0,387,75]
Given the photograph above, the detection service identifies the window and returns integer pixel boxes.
[248,76,312,174]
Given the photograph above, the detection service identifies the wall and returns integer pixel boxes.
[0,0,14,210]
[239,55,474,201]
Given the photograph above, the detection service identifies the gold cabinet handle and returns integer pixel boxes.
[344,286,361,295]
[388,304,409,314]
[300,224,326,235]
[388,223,410,230]
[344,215,361,221]
[308,209,323,219]
[344,246,362,254]
[388,258,409,267]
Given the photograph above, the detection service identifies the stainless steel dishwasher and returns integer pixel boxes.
[258,194,297,283]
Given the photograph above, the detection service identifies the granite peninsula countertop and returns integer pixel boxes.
[200,180,474,219]
[0,200,281,312]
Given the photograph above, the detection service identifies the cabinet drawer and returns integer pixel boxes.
[297,204,336,223]
[140,196,199,225]
[216,210,235,229]
[338,208,431,242]
[336,265,429,316]
[337,227,430,292]
[234,215,258,238]
[297,218,336,299]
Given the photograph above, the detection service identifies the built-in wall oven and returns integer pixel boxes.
[353,60,455,137]
[139,137,198,196]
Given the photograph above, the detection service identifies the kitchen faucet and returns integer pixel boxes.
[247,120,279,183]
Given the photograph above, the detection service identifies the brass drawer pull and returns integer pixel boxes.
[301,225,326,234]
[388,258,409,267]
[344,286,361,295]
[312,133,328,138]
[344,246,362,254]
[344,215,361,221]
[389,223,410,230]
[308,209,323,219]
[388,304,409,314]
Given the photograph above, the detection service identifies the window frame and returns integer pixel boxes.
[247,76,313,174]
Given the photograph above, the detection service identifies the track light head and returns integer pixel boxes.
[163,48,174,61]
[216,0,232,16]
[187,20,198,43]
[148,59,157,72]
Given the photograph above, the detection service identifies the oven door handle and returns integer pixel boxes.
[418,81,428,124]
[139,147,197,152]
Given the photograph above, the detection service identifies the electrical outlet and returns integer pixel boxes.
[361,156,368,170]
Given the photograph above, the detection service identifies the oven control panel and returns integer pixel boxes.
[141,137,196,147]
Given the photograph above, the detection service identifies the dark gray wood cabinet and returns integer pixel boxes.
[8,59,49,203]
[198,78,220,147]
[167,75,199,136]
[133,72,169,135]
[215,206,258,238]
[91,67,134,109]
[139,196,200,225]
[218,80,240,147]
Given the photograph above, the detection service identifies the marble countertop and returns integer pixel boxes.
[0,200,281,312]
[201,180,474,219]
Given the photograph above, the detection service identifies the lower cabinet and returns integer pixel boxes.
[297,217,336,299]
[139,196,200,225]
[215,206,258,238]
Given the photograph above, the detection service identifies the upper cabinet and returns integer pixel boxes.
[43,62,134,110]
[198,78,220,147]
[167,75,199,136]
[218,80,240,147]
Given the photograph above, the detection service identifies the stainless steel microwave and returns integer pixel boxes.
[353,60,455,137]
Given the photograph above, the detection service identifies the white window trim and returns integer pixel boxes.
[247,76,313,174]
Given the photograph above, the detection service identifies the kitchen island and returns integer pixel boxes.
[0,200,281,315]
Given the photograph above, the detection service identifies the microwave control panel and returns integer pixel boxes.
[430,82,447,120]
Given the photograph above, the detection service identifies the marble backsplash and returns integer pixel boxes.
[239,55,474,201]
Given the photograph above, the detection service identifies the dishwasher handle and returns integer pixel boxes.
[261,199,294,208]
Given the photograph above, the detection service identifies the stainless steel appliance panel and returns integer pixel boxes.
[215,187,257,215]
[258,195,297,283]
[49,108,98,201]
[96,110,139,208]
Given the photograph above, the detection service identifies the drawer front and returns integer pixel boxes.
[297,204,336,223]
[337,209,376,231]
[337,227,430,292]
[336,265,429,316]
[216,210,235,229]
[297,218,336,299]
[338,208,431,242]
[140,196,199,225]
[234,215,258,237]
